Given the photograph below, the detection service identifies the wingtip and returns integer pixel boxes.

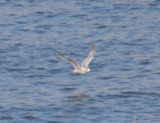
[92,45,96,50]
[54,53,59,57]
[55,53,64,59]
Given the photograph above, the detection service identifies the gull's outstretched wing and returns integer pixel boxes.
[56,54,81,70]
[81,45,96,68]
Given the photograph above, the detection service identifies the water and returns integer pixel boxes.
[0,0,160,123]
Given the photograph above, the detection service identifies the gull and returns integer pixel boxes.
[56,45,96,74]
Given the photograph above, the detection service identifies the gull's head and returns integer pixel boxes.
[87,68,90,72]
[82,67,90,72]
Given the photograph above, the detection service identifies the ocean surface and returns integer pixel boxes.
[0,0,160,123]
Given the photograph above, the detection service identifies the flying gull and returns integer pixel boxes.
[56,45,96,74]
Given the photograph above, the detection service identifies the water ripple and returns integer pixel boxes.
[0,0,160,123]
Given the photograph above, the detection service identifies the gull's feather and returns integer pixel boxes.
[55,45,96,74]
[56,54,81,70]
[81,45,96,68]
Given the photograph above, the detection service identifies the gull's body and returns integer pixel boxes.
[56,45,96,74]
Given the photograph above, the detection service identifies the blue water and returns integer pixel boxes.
[0,0,160,123]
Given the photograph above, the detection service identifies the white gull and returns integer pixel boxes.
[56,45,96,74]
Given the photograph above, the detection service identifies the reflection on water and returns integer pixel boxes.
[0,0,160,123]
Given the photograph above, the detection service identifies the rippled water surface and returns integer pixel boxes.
[0,0,160,123]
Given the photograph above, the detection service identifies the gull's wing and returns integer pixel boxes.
[56,54,81,70]
[81,45,96,68]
